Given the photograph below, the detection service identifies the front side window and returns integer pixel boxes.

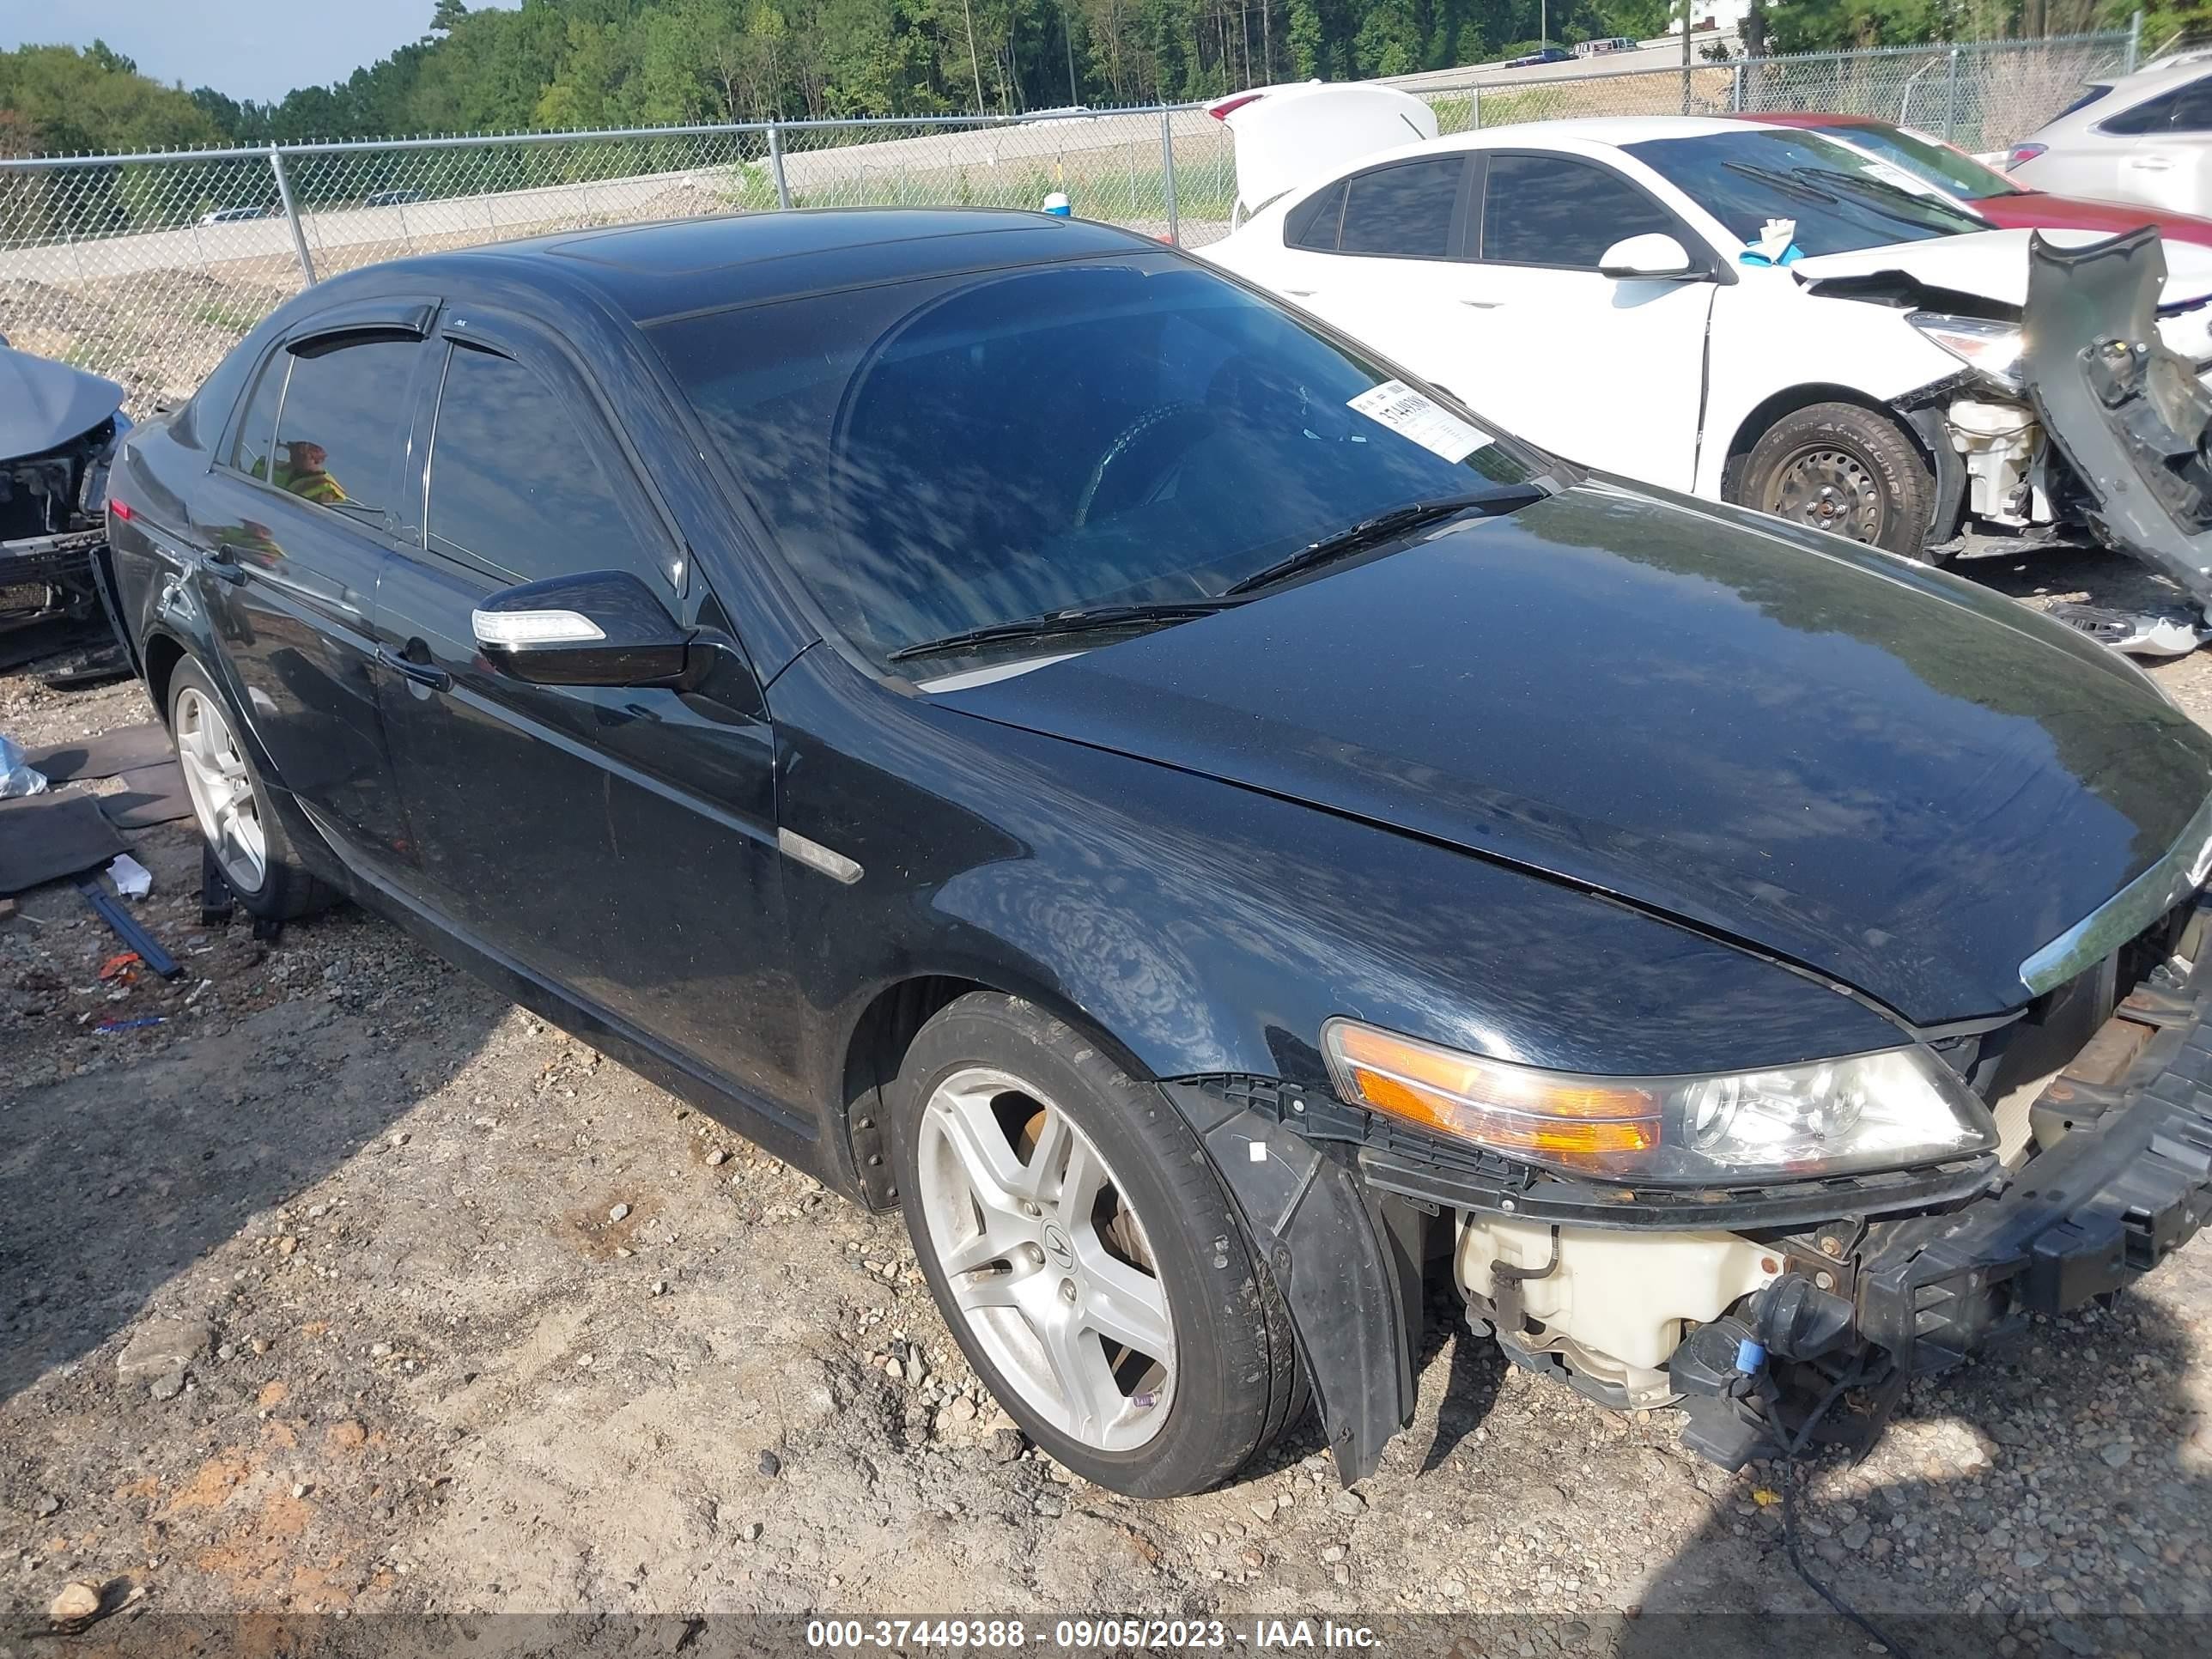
[652,258,1544,669]
[265,333,419,523]
[1624,127,1987,256]
[1337,157,1464,258]
[424,343,667,587]
[1480,153,1680,267]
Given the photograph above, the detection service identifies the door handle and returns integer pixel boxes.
[376,644,452,692]
[1283,288,1318,297]
[1457,299,1504,308]
[2131,154,2175,171]
[197,544,249,586]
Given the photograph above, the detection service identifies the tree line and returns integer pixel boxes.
[0,0,2172,155]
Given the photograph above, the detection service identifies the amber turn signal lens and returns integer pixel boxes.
[1326,1021,1660,1164]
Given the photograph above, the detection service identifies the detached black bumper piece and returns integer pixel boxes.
[1856,983,2212,1374]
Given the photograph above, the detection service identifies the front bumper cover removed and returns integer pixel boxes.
[1673,963,2212,1467]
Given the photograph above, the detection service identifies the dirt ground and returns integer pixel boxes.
[7,543,2212,1657]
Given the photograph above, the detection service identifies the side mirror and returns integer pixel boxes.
[1598,233,1699,281]
[471,568,692,688]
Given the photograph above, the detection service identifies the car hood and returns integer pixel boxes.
[0,343,125,460]
[933,482,2212,1024]
[1792,225,2212,313]
[1978,191,2212,250]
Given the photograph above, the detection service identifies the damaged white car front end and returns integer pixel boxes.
[1200,107,2212,653]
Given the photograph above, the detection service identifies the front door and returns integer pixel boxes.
[369,313,799,1103]
[191,317,432,862]
[1449,150,1716,489]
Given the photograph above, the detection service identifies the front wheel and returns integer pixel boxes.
[891,994,1306,1497]
[1735,400,1939,560]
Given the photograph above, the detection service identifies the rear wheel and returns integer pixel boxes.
[891,994,1305,1497]
[167,656,333,921]
[1737,401,1938,560]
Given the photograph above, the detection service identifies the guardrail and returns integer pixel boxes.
[0,29,2135,412]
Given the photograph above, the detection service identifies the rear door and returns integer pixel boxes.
[2101,73,2212,215]
[191,307,434,861]
[1452,149,1717,487]
[370,308,797,1099]
[1261,155,1483,398]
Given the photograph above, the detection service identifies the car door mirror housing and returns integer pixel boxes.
[1598,233,1699,281]
[471,568,693,688]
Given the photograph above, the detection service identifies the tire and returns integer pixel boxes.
[166,656,335,922]
[1735,400,1939,560]
[891,993,1306,1497]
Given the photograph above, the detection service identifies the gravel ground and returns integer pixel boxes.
[6,545,2212,1658]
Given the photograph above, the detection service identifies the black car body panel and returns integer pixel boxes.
[97,210,2212,1485]
[940,478,2212,1024]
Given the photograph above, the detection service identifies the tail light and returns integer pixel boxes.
[1207,93,1264,121]
[109,499,133,521]
[2007,142,2048,169]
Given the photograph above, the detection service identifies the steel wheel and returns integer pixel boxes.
[914,1066,1176,1451]
[1765,445,1884,543]
[174,684,266,892]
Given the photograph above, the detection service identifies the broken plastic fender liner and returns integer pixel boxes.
[1156,1080,1413,1485]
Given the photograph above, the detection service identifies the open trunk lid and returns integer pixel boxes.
[1208,82,1439,221]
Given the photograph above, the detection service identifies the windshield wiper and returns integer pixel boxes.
[1721,158,1844,209]
[1223,489,1541,598]
[886,599,1243,663]
[1795,165,1976,228]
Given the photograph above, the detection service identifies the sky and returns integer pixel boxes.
[0,0,520,104]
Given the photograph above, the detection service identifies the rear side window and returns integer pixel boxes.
[2102,74,2212,135]
[1337,157,1463,258]
[425,343,670,588]
[228,353,289,479]
[1285,179,1346,250]
[1480,153,1680,268]
[266,333,419,525]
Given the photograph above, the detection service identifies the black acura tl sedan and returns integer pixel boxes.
[97,209,2212,1496]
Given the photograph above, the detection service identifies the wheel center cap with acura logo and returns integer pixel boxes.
[1041,1222,1076,1270]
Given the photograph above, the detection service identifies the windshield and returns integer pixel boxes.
[1806,120,2023,201]
[1623,127,1990,256]
[652,258,1542,669]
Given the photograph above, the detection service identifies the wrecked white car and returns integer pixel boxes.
[0,337,130,637]
[1203,97,2212,647]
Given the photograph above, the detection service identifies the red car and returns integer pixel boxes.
[1735,110,2212,247]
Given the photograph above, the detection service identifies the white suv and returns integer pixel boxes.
[2009,58,2212,217]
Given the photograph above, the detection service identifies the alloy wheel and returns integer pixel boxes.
[915,1066,1176,1451]
[174,685,267,892]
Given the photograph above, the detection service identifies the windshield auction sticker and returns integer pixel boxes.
[1346,380,1490,464]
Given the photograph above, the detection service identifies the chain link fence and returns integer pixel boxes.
[1417,30,2136,153]
[0,32,2132,413]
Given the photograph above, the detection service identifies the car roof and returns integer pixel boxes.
[359,208,1158,325]
[1735,111,1882,128]
[1435,115,1750,149]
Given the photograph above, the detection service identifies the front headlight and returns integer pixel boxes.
[1322,1019,1996,1185]
[1908,311,2024,391]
